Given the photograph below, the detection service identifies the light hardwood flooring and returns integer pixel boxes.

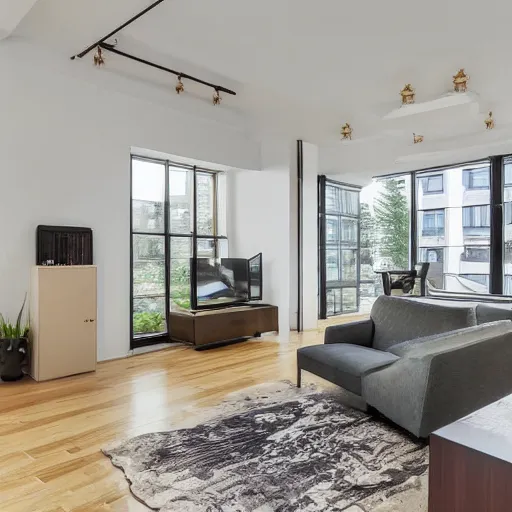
[0,314,366,512]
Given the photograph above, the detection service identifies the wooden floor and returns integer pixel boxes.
[0,314,366,512]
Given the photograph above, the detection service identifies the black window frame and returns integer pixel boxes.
[370,155,509,297]
[318,177,361,318]
[130,155,227,349]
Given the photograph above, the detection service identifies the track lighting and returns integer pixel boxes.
[175,75,184,94]
[213,89,221,106]
[93,46,105,67]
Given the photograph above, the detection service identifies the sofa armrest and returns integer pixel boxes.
[324,319,374,347]
[363,331,512,437]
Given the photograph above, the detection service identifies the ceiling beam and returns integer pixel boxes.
[0,0,40,41]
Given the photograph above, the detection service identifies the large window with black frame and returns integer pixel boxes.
[131,156,227,348]
[321,154,512,319]
[318,178,361,318]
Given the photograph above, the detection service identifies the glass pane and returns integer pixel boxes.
[132,159,165,233]
[333,288,342,315]
[504,157,512,293]
[326,216,339,242]
[326,289,335,316]
[197,238,215,258]
[133,296,166,335]
[170,237,192,311]
[169,167,193,235]
[358,176,411,312]
[342,288,357,312]
[417,161,490,294]
[133,235,165,297]
[341,219,358,247]
[341,250,357,282]
[197,173,215,235]
[326,249,339,282]
[216,173,227,237]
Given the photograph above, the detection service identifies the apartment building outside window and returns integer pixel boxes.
[422,209,445,237]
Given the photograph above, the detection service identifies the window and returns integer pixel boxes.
[131,157,227,347]
[460,274,489,287]
[463,205,490,228]
[422,209,445,237]
[463,168,490,190]
[419,248,444,263]
[505,162,512,186]
[420,174,443,194]
[319,179,361,318]
[463,246,490,262]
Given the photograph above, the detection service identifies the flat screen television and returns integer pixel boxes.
[195,258,249,309]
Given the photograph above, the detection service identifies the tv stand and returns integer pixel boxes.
[169,305,278,349]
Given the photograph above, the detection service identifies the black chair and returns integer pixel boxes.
[379,263,430,297]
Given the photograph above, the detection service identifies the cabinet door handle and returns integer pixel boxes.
[90,319,95,323]
[84,319,89,323]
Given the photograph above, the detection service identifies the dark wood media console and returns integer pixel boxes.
[169,305,279,348]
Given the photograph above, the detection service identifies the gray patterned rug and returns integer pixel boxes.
[104,383,428,511]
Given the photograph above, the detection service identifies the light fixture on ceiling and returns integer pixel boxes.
[413,133,424,144]
[213,89,221,106]
[93,46,105,67]
[340,123,353,141]
[453,69,469,93]
[485,111,495,130]
[175,75,185,94]
[71,1,236,104]
[400,84,415,105]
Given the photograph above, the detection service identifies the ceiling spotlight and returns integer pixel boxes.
[175,75,185,94]
[485,111,495,130]
[93,46,105,67]
[213,89,221,106]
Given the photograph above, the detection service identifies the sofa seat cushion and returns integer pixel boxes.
[297,344,400,396]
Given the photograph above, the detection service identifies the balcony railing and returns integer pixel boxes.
[422,227,445,237]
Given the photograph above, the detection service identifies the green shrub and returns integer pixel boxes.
[0,296,29,339]
[133,311,165,334]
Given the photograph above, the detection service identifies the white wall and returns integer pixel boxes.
[228,141,292,332]
[229,139,319,333]
[0,39,260,361]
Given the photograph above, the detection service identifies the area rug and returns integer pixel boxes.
[104,382,428,511]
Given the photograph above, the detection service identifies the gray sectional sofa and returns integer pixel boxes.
[297,296,512,437]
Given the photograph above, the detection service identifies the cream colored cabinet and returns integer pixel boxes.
[30,266,97,381]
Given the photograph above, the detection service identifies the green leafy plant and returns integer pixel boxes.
[133,312,165,334]
[0,296,29,339]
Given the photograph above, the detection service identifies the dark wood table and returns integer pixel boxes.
[429,395,512,511]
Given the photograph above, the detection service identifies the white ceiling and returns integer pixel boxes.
[12,0,512,181]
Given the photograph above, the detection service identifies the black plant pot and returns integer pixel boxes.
[0,338,28,382]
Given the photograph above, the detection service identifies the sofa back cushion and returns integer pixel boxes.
[388,320,512,357]
[370,296,477,351]
[475,304,512,325]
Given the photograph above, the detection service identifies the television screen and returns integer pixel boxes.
[195,258,249,308]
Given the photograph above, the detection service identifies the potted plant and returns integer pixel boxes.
[0,296,29,381]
